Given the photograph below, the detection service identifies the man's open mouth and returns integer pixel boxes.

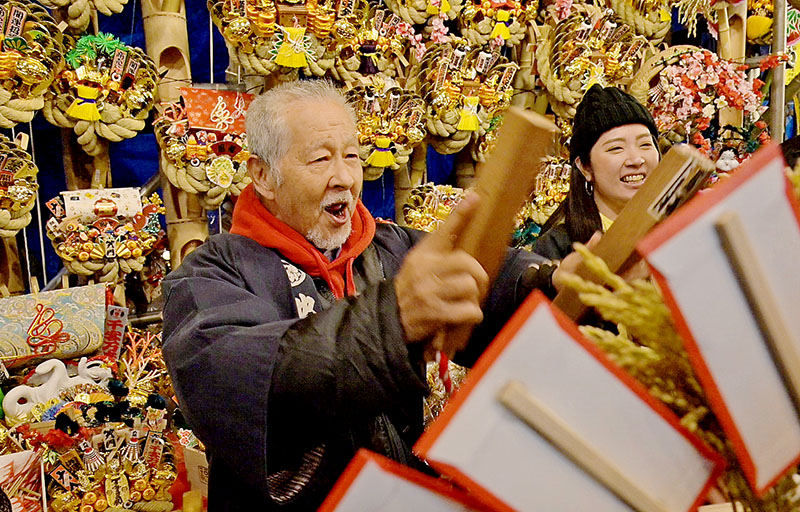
[324,202,350,222]
[621,173,646,184]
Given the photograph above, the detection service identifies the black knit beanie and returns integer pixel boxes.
[569,84,658,165]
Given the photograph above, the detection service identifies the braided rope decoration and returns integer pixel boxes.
[0,134,39,238]
[607,0,670,43]
[39,0,128,33]
[384,0,463,26]
[458,0,537,49]
[0,1,64,129]
[159,153,251,210]
[43,36,156,156]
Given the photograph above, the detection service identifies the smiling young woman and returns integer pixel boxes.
[533,84,661,261]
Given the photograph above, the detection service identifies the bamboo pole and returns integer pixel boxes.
[141,0,209,269]
[771,0,787,142]
[718,2,748,131]
[0,238,24,294]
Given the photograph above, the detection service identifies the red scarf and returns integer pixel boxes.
[230,184,376,299]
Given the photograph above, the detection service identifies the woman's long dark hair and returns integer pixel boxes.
[540,155,602,246]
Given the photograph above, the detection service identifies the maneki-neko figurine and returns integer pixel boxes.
[346,77,427,180]
[154,87,253,210]
[0,1,64,129]
[209,0,337,82]
[43,33,157,156]
[0,134,38,238]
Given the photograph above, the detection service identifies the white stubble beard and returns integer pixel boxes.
[305,190,355,251]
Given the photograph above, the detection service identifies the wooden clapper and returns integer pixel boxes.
[638,143,800,495]
[553,143,716,321]
[433,106,560,357]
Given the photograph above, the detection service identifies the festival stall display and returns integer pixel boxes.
[0,134,38,238]
[45,188,165,284]
[604,0,671,43]
[154,87,253,210]
[43,33,158,157]
[345,76,427,180]
[0,325,186,512]
[0,0,64,129]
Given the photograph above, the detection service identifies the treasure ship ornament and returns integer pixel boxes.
[536,6,648,121]
[208,0,338,82]
[154,87,253,210]
[0,0,65,129]
[0,134,38,238]
[43,33,158,156]
[345,76,427,180]
[46,189,166,284]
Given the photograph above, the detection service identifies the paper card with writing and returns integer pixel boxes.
[0,284,106,368]
[320,449,487,512]
[638,144,800,494]
[415,292,724,512]
[61,188,142,221]
[180,87,253,135]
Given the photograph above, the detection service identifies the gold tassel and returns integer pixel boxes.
[275,27,309,68]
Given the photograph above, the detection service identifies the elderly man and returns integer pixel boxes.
[162,80,556,510]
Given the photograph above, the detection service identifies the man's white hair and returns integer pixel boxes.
[245,79,356,186]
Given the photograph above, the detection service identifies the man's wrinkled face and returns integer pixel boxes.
[250,100,363,250]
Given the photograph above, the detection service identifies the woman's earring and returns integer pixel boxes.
[584,180,594,196]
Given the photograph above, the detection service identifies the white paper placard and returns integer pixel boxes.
[61,187,142,221]
[320,449,483,511]
[638,144,800,494]
[415,293,723,512]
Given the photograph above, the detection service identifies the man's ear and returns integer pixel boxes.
[574,157,592,183]
[248,156,276,201]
